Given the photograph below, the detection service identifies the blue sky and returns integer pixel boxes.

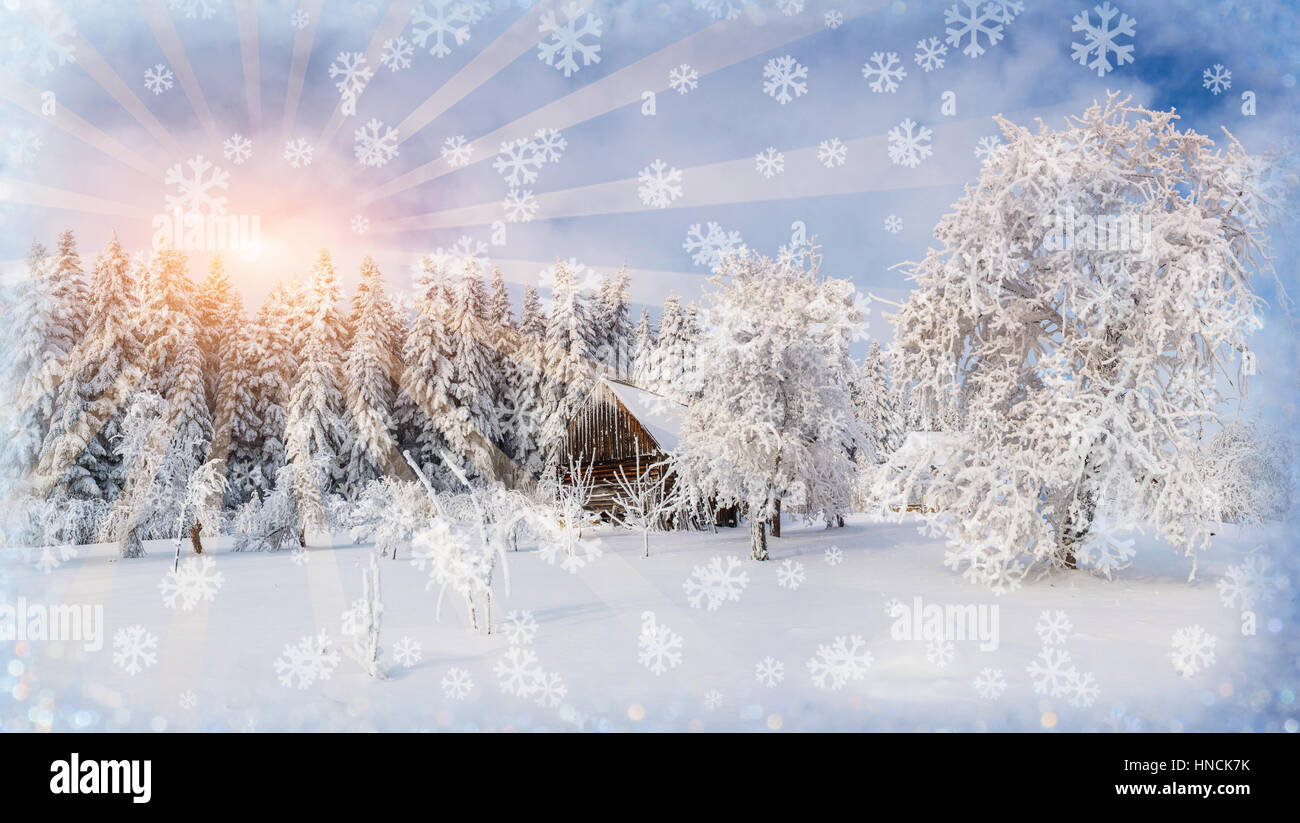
[2,0,1298,416]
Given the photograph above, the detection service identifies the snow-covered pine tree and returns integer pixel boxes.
[285,250,353,533]
[485,267,517,453]
[0,242,56,489]
[444,265,500,464]
[251,281,299,493]
[342,255,404,495]
[648,293,697,398]
[195,254,244,416]
[855,339,903,462]
[506,284,548,475]
[398,255,458,479]
[885,95,1282,590]
[539,260,597,470]
[673,246,866,560]
[631,307,656,388]
[216,319,263,506]
[594,266,632,378]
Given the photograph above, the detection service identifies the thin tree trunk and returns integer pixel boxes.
[769,498,781,538]
[190,522,203,554]
[750,513,769,561]
[298,528,307,548]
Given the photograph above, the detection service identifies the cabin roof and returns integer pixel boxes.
[888,431,964,470]
[600,377,685,453]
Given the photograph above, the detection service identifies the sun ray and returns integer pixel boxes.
[233,0,263,134]
[139,0,220,140]
[280,0,324,144]
[0,177,156,218]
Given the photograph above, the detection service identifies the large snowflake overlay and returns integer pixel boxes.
[410,0,472,59]
[441,135,475,167]
[222,133,252,165]
[1070,2,1136,77]
[807,635,872,690]
[683,221,744,268]
[926,638,955,667]
[283,137,314,168]
[500,609,539,645]
[112,625,159,675]
[442,666,474,699]
[944,1,1004,59]
[328,51,373,116]
[144,63,175,95]
[532,127,567,164]
[537,2,603,78]
[164,155,229,217]
[973,134,1002,165]
[1026,647,1077,696]
[503,188,539,222]
[669,63,699,95]
[637,159,684,209]
[493,139,544,186]
[886,118,934,168]
[683,555,750,610]
[275,631,341,689]
[354,119,399,168]
[755,656,785,687]
[1217,553,1284,612]
[914,36,948,72]
[534,671,568,708]
[754,147,785,178]
[1169,625,1216,678]
[381,36,414,72]
[494,645,544,697]
[7,129,42,168]
[1202,63,1232,95]
[637,620,684,675]
[1075,527,1136,580]
[776,558,806,590]
[824,546,844,566]
[21,6,77,77]
[158,555,225,611]
[168,0,223,20]
[1035,609,1073,645]
[818,138,847,168]
[825,10,843,28]
[862,51,907,93]
[972,667,1006,699]
[762,55,808,104]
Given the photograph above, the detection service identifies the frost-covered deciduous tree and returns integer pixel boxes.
[609,455,679,557]
[673,246,865,560]
[1197,422,1293,524]
[883,95,1283,591]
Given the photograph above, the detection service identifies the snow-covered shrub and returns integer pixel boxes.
[231,466,303,552]
[1197,422,1293,524]
[348,476,439,559]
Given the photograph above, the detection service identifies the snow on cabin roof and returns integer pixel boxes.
[888,431,965,470]
[601,377,685,453]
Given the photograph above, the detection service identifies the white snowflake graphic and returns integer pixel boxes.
[683,555,750,610]
[817,138,847,169]
[913,36,948,71]
[755,656,786,687]
[501,609,539,646]
[158,555,225,611]
[178,690,198,709]
[637,159,684,209]
[1217,553,1284,612]
[1070,2,1136,77]
[703,689,723,709]
[637,617,684,675]
[290,547,309,565]
[1169,625,1216,678]
[275,631,340,689]
[825,10,844,28]
[533,671,567,708]
[381,36,414,72]
[537,2,603,78]
[328,51,372,116]
[754,146,785,179]
[1035,610,1073,645]
[1076,527,1137,580]
[1066,671,1100,707]
[112,625,159,675]
[222,133,252,165]
[762,55,808,105]
[31,544,77,573]
[283,137,313,168]
[442,666,475,700]
[945,0,1004,59]
[440,135,474,167]
[503,189,539,223]
[6,129,42,168]
[537,534,604,573]
[1202,63,1232,95]
[777,0,804,15]
[144,63,174,95]
[925,638,955,667]
[531,127,567,164]
[669,63,699,95]
[494,646,543,697]
[354,118,399,168]
[824,546,844,566]
[410,0,472,59]
[886,118,933,168]
[23,6,77,77]
[1026,647,1078,696]
[883,214,903,234]
[862,51,907,93]
[694,0,742,20]
[973,667,1006,699]
[973,135,1003,166]
[683,221,744,268]
[807,634,872,690]
[169,0,222,21]
[493,139,544,186]
[164,155,229,217]
[392,636,422,667]
[290,9,309,30]
[351,215,369,234]
[776,558,806,590]
[985,0,1026,23]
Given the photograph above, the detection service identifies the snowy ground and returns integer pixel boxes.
[0,515,1288,732]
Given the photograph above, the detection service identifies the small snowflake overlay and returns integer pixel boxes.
[1202,63,1231,95]
[762,55,808,105]
[703,689,723,709]
[410,0,472,59]
[493,646,543,696]
[974,135,1002,165]
[825,9,844,28]
[669,64,699,95]
[441,135,474,167]
[1076,527,1136,580]
[862,51,907,93]
[537,534,604,573]
[807,635,873,690]
[169,0,221,21]
[754,147,785,179]
[914,36,948,72]
[1035,609,1073,645]
[1026,647,1077,696]
[283,138,314,168]
[442,666,475,700]
[776,558,806,590]
[164,154,229,217]
[112,625,159,676]
[178,690,198,710]
[973,667,1006,699]
[144,64,174,95]
[945,0,1005,58]
[31,544,76,573]
[683,221,744,269]
[355,119,399,168]
[158,555,225,611]
[290,9,309,30]
[381,37,414,73]
[1070,2,1136,77]
[290,547,309,565]
[777,0,804,15]
[637,612,684,675]
[537,2,603,78]
[329,51,372,116]
[926,638,955,667]
[503,189,539,223]
[1169,625,1216,678]
[755,656,785,687]
[683,555,751,610]
[494,139,544,186]
[883,214,903,234]
[887,118,934,168]
[275,631,340,689]
[824,546,844,566]
[392,636,422,667]
[501,609,539,646]
[351,215,369,234]
[637,159,684,209]
[818,138,847,168]
[222,133,252,165]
